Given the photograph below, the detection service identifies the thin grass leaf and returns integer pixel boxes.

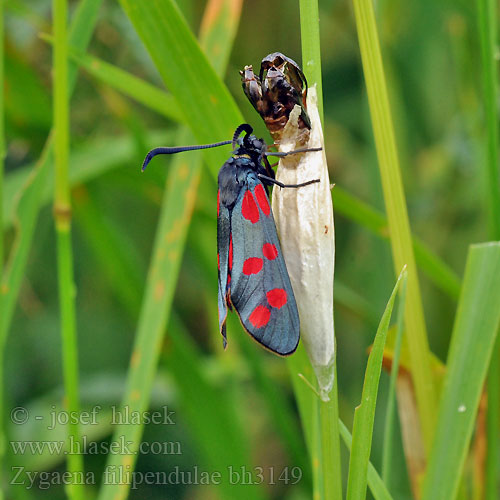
[422,242,500,500]
[346,267,407,500]
[339,420,393,500]
[381,274,408,487]
[352,0,437,452]
[296,376,394,500]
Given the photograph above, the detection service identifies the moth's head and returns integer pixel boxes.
[232,124,267,157]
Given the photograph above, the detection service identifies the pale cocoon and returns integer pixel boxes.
[271,86,335,400]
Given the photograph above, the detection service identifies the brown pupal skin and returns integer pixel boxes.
[241,52,311,143]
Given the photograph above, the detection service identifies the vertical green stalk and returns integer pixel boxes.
[299,0,323,125]
[477,0,500,497]
[53,1,83,499]
[477,0,500,238]
[299,2,342,498]
[319,374,341,500]
[352,0,437,453]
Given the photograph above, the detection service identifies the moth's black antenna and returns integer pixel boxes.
[142,140,232,171]
[232,123,254,149]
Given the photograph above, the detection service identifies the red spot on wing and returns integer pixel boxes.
[267,288,287,309]
[254,184,270,216]
[249,305,271,328]
[242,190,259,223]
[217,253,220,270]
[262,243,278,260]
[243,257,263,275]
[217,190,220,217]
[228,235,233,270]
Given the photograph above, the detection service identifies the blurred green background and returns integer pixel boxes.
[1,0,491,498]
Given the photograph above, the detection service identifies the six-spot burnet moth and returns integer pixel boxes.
[142,124,321,356]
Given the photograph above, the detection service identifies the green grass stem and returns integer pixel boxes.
[52,0,84,498]
[477,0,500,496]
[352,0,437,453]
[299,2,341,498]
[477,0,500,239]
[299,0,323,124]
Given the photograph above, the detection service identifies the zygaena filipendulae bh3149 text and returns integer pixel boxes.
[142,124,321,356]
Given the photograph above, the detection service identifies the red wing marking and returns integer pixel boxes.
[217,253,220,270]
[242,190,260,223]
[249,305,271,328]
[243,257,263,275]
[228,235,233,270]
[254,184,270,216]
[266,288,287,309]
[262,243,278,260]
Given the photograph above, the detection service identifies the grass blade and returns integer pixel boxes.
[346,267,407,500]
[339,420,393,500]
[421,242,500,500]
[352,0,437,452]
[381,273,408,487]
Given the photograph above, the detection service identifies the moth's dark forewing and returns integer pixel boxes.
[229,172,300,356]
[217,191,231,348]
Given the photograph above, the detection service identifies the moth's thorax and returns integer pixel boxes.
[218,156,258,209]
